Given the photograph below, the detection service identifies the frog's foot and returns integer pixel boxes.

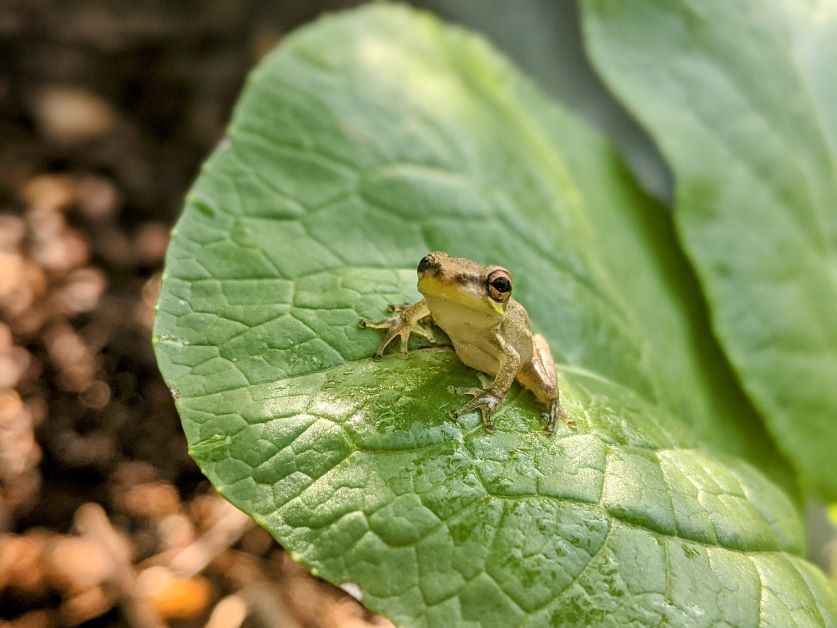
[541,399,576,434]
[358,315,412,359]
[392,306,436,343]
[447,387,501,432]
[412,321,437,343]
[360,300,432,359]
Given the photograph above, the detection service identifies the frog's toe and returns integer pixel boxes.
[412,323,437,343]
[448,386,483,397]
[450,391,501,431]
[359,318,392,330]
[556,403,576,430]
[478,407,497,432]
[541,403,558,434]
[562,411,577,430]
[541,400,576,432]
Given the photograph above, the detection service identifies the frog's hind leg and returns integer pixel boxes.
[517,334,575,432]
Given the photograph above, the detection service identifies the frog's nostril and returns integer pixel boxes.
[417,254,437,273]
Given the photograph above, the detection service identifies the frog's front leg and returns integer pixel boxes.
[359,299,431,359]
[449,339,519,432]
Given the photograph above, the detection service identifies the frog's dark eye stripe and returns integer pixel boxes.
[486,269,512,303]
[454,273,482,287]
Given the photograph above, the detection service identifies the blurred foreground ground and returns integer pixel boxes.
[0,2,393,626]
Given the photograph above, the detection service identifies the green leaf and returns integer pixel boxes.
[582,0,837,500]
[153,5,837,625]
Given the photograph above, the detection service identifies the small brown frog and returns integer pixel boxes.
[360,252,575,433]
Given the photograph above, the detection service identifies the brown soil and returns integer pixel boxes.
[0,2,391,626]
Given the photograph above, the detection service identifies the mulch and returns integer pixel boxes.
[0,2,389,626]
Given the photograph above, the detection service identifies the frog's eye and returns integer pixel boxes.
[486,269,512,303]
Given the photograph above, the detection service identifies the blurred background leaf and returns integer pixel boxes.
[583,0,837,501]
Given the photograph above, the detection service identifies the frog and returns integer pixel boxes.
[359,251,575,433]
